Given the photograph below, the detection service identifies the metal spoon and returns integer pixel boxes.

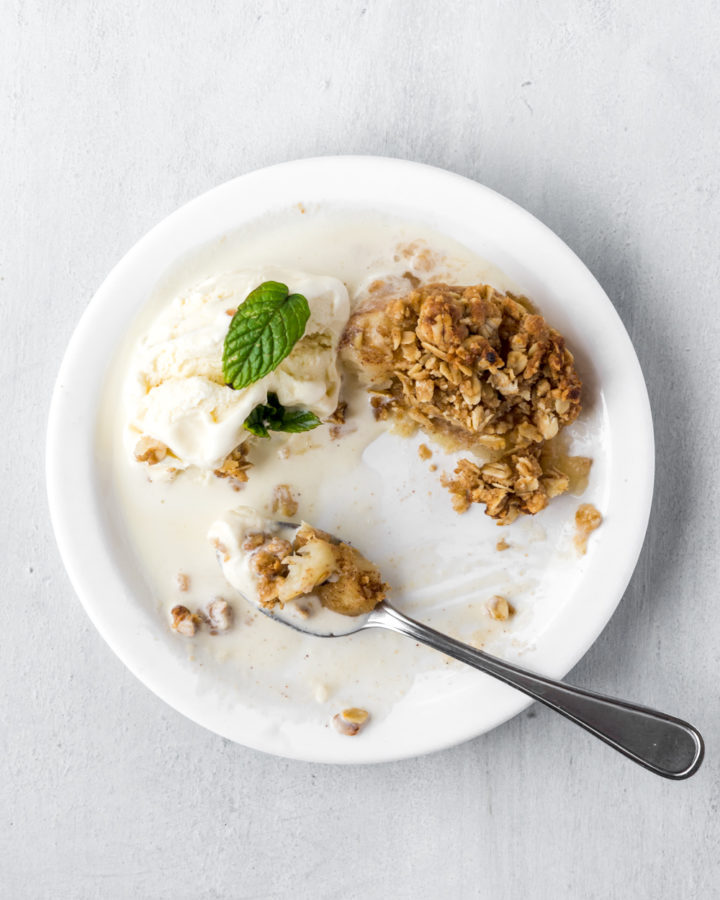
[235,523,705,779]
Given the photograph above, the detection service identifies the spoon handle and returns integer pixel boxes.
[367,603,704,779]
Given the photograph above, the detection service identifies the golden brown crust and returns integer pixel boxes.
[249,537,293,604]
[441,444,570,524]
[341,283,581,453]
[341,282,583,521]
[214,443,252,486]
[170,605,200,637]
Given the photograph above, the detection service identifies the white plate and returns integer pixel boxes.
[47,157,654,763]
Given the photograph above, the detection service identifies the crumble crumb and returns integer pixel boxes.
[170,605,199,637]
[327,401,347,425]
[488,596,513,621]
[214,443,252,487]
[175,572,190,592]
[442,445,569,523]
[574,503,602,555]
[429,463,437,472]
[206,597,232,633]
[418,443,433,461]
[249,537,293,605]
[272,484,298,518]
[328,401,348,440]
[332,707,370,736]
[496,538,510,552]
[134,436,168,465]
[210,536,230,561]
[241,533,266,552]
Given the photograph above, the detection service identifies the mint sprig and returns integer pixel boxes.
[244,393,321,438]
[222,281,310,390]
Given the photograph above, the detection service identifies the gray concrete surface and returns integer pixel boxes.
[2,1,719,897]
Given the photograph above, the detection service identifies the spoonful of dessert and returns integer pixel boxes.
[209,508,704,780]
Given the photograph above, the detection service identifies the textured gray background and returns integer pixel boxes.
[2,1,719,898]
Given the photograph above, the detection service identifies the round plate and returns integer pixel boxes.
[47,157,654,763]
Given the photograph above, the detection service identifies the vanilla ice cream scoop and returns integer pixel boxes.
[125,268,350,469]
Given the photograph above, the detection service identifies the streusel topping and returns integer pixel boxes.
[341,282,583,521]
[341,282,581,453]
[441,445,570,524]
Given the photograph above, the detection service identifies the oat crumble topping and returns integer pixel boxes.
[341,282,583,521]
[249,537,293,605]
[241,533,266,552]
[213,443,253,487]
[441,445,570,525]
[171,597,234,637]
[342,282,581,451]
[417,443,432,461]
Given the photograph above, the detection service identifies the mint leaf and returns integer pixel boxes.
[243,394,321,438]
[274,408,322,433]
[223,282,310,390]
[243,403,271,438]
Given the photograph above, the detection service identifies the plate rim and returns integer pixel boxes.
[46,155,655,763]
